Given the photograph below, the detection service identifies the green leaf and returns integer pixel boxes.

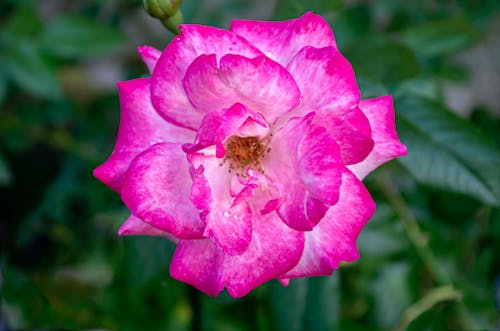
[120,236,175,285]
[40,15,126,58]
[328,5,371,49]
[268,278,307,331]
[272,0,342,20]
[5,40,61,99]
[0,72,7,105]
[357,204,409,258]
[303,275,340,331]
[400,17,481,56]
[370,263,412,329]
[349,39,420,84]
[0,153,12,186]
[5,6,42,38]
[398,122,495,204]
[267,276,340,331]
[358,78,389,100]
[2,261,54,328]
[435,62,468,82]
[471,108,500,147]
[393,77,440,100]
[396,96,500,206]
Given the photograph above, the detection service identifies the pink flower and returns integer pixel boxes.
[94,12,407,298]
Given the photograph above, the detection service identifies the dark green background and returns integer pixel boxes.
[1,0,499,330]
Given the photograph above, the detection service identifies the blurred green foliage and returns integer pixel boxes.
[1,0,499,330]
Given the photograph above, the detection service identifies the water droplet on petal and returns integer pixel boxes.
[223,210,231,217]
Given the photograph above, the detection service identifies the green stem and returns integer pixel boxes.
[188,286,201,331]
[143,0,183,35]
[375,171,447,283]
[375,170,473,330]
[161,10,183,35]
[394,285,462,331]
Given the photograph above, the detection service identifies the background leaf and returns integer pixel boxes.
[303,276,340,331]
[400,18,482,56]
[267,275,340,331]
[396,96,500,206]
[4,40,61,99]
[40,15,126,58]
[0,153,12,186]
[268,279,307,331]
[370,263,413,330]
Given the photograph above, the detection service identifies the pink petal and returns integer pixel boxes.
[189,153,253,256]
[282,170,376,278]
[121,143,205,239]
[315,107,374,165]
[219,55,300,122]
[118,214,179,243]
[93,78,194,192]
[348,96,407,180]
[170,211,304,298]
[263,114,343,231]
[170,239,225,297]
[216,104,269,146]
[230,12,336,65]
[222,211,303,298]
[286,46,360,115]
[182,53,300,124]
[182,111,223,154]
[278,279,290,286]
[182,54,234,115]
[151,25,262,130]
[137,45,161,73]
[183,103,269,155]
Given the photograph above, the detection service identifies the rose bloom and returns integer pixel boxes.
[94,12,407,298]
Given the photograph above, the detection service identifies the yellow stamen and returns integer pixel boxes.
[222,136,270,176]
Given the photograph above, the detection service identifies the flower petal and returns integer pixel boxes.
[182,111,223,154]
[230,12,336,65]
[121,143,205,239]
[137,45,161,73]
[93,78,194,192]
[348,96,407,180]
[170,238,225,296]
[222,211,304,297]
[183,103,269,156]
[189,153,253,256]
[263,114,343,231]
[286,46,360,114]
[170,211,304,298]
[219,104,269,141]
[278,279,290,286]
[281,170,376,278]
[151,25,262,130]
[182,53,300,124]
[118,214,179,243]
[316,107,374,165]
[219,55,301,123]
[181,54,234,115]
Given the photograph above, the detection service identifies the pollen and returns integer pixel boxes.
[222,136,270,175]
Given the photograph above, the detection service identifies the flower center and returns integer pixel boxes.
[222,136,270,175]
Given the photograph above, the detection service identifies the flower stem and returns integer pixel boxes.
[188,286,201,331]
[375,170,473,330]
[375,171,448,284]
[393,285,462,331]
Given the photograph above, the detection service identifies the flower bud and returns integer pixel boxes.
[143,0,183,34]
[143,0,181,19]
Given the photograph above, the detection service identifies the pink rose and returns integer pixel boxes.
[94,12,407,297]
